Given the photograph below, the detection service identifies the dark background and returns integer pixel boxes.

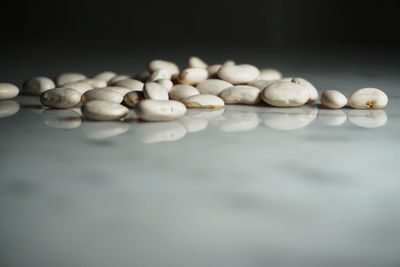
[1,0,399,47]
[0,0,399,83]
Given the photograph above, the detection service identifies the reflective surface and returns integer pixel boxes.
[1,93,399,267]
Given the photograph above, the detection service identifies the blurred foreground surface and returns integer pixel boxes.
[1,49,400,267]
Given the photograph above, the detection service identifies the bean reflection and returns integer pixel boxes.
[318,109,347,126]
[135,121,186,144]
[185,108,225,121]
[216,105,260,132]
[82,121,130,139]
[348,110,387,128]
[41,109,82,129]
[261,105,317,130]
[179,116,208,133]
[0,100,20,118]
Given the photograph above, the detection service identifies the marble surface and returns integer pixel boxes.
[1,48,400,267]
[0,92,399,267]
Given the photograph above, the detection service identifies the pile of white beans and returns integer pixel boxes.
[0,57,388,122]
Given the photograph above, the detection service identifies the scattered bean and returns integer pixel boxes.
[261,81,309,107]
[218,64,260,84]
[219,85,261,105]
[188,56,208,68]
[81,100,129,121]
[123,91,145,107]
[281,77,318,103]
[40,88,81,109]
[169,85,199,101]
[348,88,388,109]
[135,100,187,121]
[182,94,225,109]
[0,83,19,100]
[93,71,117,82]
[196,79,232,95]
[320,90,347,109]
[55,73,86,86]
[82,89,123,103]
[177,68,208,85]
[111,79,144,91]
[144,82,169,100]
[22,77,55,95]
[258,68,282,80]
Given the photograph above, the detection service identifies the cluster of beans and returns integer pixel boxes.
[0,57,388,122]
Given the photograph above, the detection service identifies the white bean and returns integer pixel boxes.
[196,79,232,95]
[320,90,347,109]
[81,100,129,121]
[135,100,187,121]
[0,83,19,100]
[169,85,199,101]
[261,81,309,107]
[219,85,261,105]
[348,88,388,109]
[144,82,169,100]
[177,68,208,85]
[82,89,123,103]
[22,77,55,95]
[40,88,81,109]
[217,64,260,84]
[55,73,86,86]
[182,94,225,109]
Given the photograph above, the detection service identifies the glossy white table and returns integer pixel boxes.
[1,49,399,266]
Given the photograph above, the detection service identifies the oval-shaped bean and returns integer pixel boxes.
[196,79,232,95]
[348,88,388,109]
[81,100,129,121]
[108,74,131,85]
[61,82,93,94]
[247,79,275,90]
[177,68,208,85]
[55,73,86,86]
[320,90,347,109]
[207,64,222,78]
[169,85,199,101]
[134,71,151,82]
[123,91,145,107]
[0,83,19,100]
[258,68,282,80]
[111,79,144,91]
[219,85,261,105]
[82,89,123,103]
[80,78,107,89]
[281,77,318,103]
[101,86,132,96]
[217,64,260,84]
[155,79,173,92]
[40,88,81,109]
[188,56,208,68]
[148,59,179,76]
[93,71,117,82]
[182,94,225,109]
[135,100,187,121]
[147,68,171,82]
[22,77,55,95]
[261,81,309,107]
[144,82,169,100]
